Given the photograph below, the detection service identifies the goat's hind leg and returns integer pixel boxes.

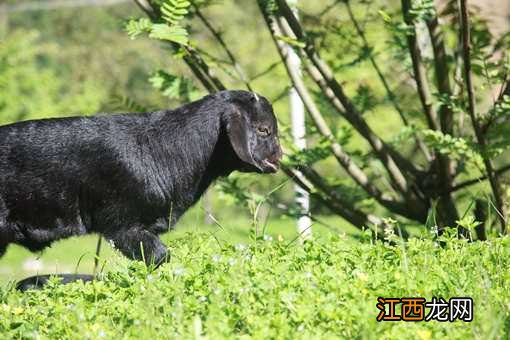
[16,274,95,291]
[0,196,11,257]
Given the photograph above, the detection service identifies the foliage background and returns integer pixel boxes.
[0,1,510,337]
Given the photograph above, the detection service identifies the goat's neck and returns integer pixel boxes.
[146,111,235,210]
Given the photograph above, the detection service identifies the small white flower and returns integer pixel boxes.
[235,243,246,251]
[212,254,222,262]
[429,226,439,235]
[263,234,273,241]
[199,296,207,302]
[173,267,186,276]
[228,258,236,266]
[98,330,106,338]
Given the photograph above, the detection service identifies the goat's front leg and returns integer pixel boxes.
[106,227,169,267]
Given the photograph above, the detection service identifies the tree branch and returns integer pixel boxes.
[133,0,223,93]
[343,0,431,161]
[133,0,156,19]
[450,164,510,192]
[453,29,466,136]
[273,0,421,195]
[263,10,420,219]
[284,165,409,238]
[459,0,506,231]
[401,0,440,131]
[193,5,253,91]
[401,0,460,227]
[281,165,383,229]
[426,13,454,135]
[184,45,226,91]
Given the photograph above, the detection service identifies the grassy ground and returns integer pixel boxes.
[0,206,359,284]
[0,228,509,338]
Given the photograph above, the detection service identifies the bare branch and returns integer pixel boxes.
[184,46,226,91]
[453,29,466,136]
[251,60,282,81]
[450,164,510,192]
[272,24,374,195]
[401,0,440,131]
[133,0,156,19]
[281,166,383,229]
[284,165,409,238]
[459,0,506,231]
[499,79,510,101]
[401,0,460,227]
[343,0,432,161]
[272,0,422,196]
[133,0,224,93]
[262,10,422,219]
[184,56,219,93]
[193,5,253,91]
[426,14,454,134]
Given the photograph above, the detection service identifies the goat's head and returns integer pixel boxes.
[222,90,282,173]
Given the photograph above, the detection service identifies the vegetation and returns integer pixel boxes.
[1,0,510,337]
[1,233,509,338]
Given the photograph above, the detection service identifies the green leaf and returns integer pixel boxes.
[125,18,152,39]
[149,70,200,101]
[378,10,391,23]
[149,24,189,45]
[161,0,191,25]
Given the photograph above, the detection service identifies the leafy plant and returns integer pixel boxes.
[1,234,509,338]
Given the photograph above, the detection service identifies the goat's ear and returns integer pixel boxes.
[226,109,258,167]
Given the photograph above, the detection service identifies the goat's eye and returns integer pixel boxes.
[257,127,270,136]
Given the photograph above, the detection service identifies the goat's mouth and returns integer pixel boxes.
[261,159,279,173]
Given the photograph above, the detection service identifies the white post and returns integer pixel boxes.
[288,0,312,240]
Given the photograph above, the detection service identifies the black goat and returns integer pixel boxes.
[0,90,282,290]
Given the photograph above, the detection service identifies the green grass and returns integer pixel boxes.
[0,206,357,284]
[1,230,509,339]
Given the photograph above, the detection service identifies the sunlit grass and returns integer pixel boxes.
[0,205,358,284]
[1,232,508,338]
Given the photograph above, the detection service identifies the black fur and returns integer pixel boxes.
[0,90,281,290]
[16,274,95,291]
